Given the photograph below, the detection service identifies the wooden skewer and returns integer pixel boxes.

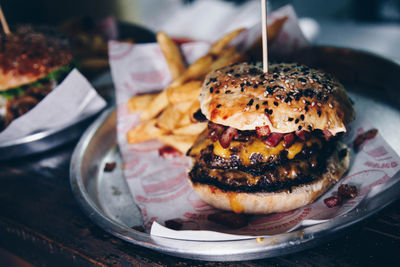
[261,0,268,73]
[0,5,10,35]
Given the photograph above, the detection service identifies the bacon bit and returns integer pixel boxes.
[323,129,333,139]
[283,133,295,148]
[264,133,283,147]
[324,196,341,208]
[208,122,225,142]
[219,127,238,148]
[295,130,309,141]
[324,184,358,208]
[104,162,116,172]
[159,146,181,158]
[207,212,248,229]
[353,129,378,151]
[338,184,358,199]
[255,125,271,137]
[165,219,183,230]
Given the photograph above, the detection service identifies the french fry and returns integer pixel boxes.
[127,119,165,144]
[140,90,169,120]
[156,101,193,131]
[156,134,199,154]
[209,28,245,56]
[172,122,207,135]
[127,93,157,113]
[210,47,248,71]
[157,31,186,80]
[170,55,213,87]
[176,109,192,127]
[166,81,202,105]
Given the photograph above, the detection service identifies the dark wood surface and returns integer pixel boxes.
[0,141,399,266]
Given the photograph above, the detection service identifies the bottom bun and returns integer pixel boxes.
[190,143,350,214]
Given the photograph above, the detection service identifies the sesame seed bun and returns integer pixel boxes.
[199,62,355,135]
[0,25,73,90]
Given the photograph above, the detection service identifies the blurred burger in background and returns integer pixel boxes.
[0,25,73,130]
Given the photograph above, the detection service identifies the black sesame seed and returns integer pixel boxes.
[263,101,268,105]
[283,68,290,72]
[216,104,222,108]
[300,114,305,121]
[317,110,322,117]
[307,125,312,131]
[295,118,299,124]
[284,96,291,103]
[210,78,217,82]
[298,126,302,131]
[247,99,254,106]
[273,74,279,79]
[317,92,323,100]
[210,87,214,93]
[234,74,240,78]
[269,109,273,115]
[215,90,220,94]
[225,90,231,94]
[255,104,260,110]
[240,83,245,87]
[241,88,244,92]
[292,72,298,75]
[273,101,279,106]
[297,78,307,83]
[264,108,269,114]
[288,117,294,121]
[323,95,329,101]
[305,106,309,112]
[304,88,314,98]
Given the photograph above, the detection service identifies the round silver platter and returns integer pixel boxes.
[70,47,400,261]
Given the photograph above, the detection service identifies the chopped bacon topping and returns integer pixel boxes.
[295,130,309,141]
[324,184,358,208]
[323,129,333,139]
[255,125,271,137]
[353,129,378,151]
[264,133,283,147]
[283,133,295,148]
[219,127,238,148]
[324,196,341,208]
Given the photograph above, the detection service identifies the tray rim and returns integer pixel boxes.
[70,46,400,261]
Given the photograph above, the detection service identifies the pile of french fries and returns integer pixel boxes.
[126,18,288,154]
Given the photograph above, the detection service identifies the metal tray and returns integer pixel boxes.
[70,47,400,261]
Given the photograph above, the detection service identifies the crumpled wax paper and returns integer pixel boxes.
[0,69,107,144]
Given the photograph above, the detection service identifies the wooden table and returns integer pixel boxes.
[0,142,399,266]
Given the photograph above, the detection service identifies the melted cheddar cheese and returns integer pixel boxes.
[188,131,323,166]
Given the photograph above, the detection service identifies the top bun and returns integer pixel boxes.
[199,62,354,135]
[0,25,73,90]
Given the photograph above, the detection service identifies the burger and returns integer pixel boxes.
[0,26,73,130]
[187,62,354,214]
